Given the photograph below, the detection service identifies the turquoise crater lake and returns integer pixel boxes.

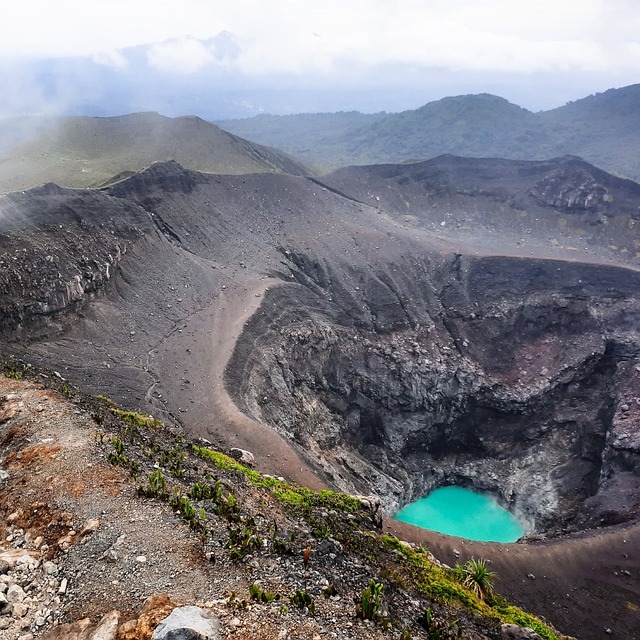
[394,486,525,543]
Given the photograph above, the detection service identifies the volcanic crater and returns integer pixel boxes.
[0,154,638,537]
[227,250,640,537]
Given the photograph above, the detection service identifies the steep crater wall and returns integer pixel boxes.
[227,251,640,536]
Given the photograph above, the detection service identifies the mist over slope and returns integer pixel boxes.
[0,112,308,193]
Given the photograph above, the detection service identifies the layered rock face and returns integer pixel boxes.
[228,251,640,535]
[0,183,150,340]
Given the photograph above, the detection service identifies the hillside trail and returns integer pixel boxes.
[149,272,325,490]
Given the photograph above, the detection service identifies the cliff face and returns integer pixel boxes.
[227,251,640,535]
[0,184,150,339]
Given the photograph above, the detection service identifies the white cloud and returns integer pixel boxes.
[1,0,639,79]
[92,50,129,70]
[147,37,216,74]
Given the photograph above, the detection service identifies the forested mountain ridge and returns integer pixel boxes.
[218,84,640,179]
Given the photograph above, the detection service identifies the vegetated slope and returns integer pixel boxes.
[539,84,640,179]
[217,84,640,179]
[0,112,308,193]
[317,95,543,168]
[1,156,640,638]
[0,369,567,640]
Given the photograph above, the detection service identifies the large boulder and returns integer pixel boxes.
[501,624,543,640]
[229,448,255,466]
[150,606,221,640]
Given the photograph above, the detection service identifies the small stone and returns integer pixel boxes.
[58,578,68,595]
[33,536,44,549]
[104,549,118,563]
[12,602,29,618]
[135,556,147,564]
[7,584,26,603]
[78,519,100,538]
[230,617,241,627]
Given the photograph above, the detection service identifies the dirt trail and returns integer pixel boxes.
[150,273,325,489]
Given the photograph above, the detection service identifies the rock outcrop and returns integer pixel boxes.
[228,251,640,535]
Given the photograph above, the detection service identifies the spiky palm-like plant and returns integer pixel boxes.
[461,558,497,598]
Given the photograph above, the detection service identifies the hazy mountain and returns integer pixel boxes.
[219,84,640,179]
[212,111,388,169]
[0,112,308,192]
[2,34,499,121]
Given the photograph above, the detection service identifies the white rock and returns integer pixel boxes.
[7,583,26,603]
[151,606,221,639]
[58,578,68,594]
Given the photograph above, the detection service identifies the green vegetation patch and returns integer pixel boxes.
[110,408,162,428]
[193,445,361,513]
[380,535,560,640]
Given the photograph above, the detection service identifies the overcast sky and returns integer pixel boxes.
[2,0,640,114]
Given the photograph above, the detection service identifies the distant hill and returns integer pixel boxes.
[213,111,387,169]
[218,84,640,179]
[0,112,308,193]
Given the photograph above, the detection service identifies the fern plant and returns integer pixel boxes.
[460,558,496,599]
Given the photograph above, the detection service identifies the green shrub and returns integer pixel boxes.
[290,590,315,614]
[459,559,496,599]
[357,579,383,620]
[249,583,279,603]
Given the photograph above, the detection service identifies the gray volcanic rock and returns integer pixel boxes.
[151,606,221,640]
[1,156,639,537]
[227,251,640,534]
[0,183,151,340]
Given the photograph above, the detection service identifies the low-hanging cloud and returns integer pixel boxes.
[147,37,217,74]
